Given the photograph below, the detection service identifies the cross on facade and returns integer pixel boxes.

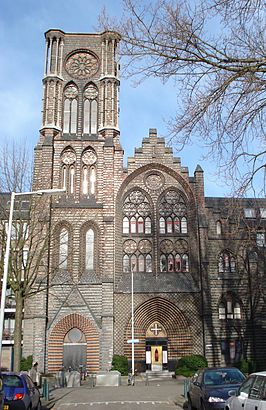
[150,322,162,336]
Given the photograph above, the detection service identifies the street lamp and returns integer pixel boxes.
[0,188,65,367]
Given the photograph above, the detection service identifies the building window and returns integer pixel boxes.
[219,295,242,320]
[216,221,222,235]
[260,208,266,219]
[123,239,152,273]
[81,148,97,197]
[159,239,189,273]
[256,230,265,247]
[122,190,152,235]
[244,208,256,218]
[158,190,188,234]
[60,147,76,195]
[83,84,98,135]
[59,228,69,269]
[218,251,236,273]
[221,340,242,364]
[85,228,94,270]
[63,84,78,134]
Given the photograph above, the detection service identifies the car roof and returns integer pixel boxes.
[202,367,241,371]
[250,371,266,377]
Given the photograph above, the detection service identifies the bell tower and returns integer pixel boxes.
[40,29,121,142]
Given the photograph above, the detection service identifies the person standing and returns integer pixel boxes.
[29,362,38,386]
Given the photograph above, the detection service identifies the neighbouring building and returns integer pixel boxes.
[1,29,266,373]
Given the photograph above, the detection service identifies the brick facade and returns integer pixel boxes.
[20,29,266,374]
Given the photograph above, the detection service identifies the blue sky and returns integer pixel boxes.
[0,0,228,196]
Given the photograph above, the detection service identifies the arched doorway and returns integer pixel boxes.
[63,327,87,371]
[124,297,192,372]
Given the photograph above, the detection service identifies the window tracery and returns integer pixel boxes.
[159,239,189,272]
[63,84,78,134]
[81,148,97,196]
[83,83,98,135]
[59,228,69,269]
[60,147,76,195]
[122,190,153,273]
[158,190,187,234]
[219,294,242,320]
[218,251,236,273]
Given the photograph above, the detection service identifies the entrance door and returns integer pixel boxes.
[63,327,87,371]
[151,346,162,371]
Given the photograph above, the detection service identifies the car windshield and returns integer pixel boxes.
[3,375,23,388]
[204,369,245,386]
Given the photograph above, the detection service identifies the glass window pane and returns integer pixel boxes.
[219,305,226,319]
[82,167,88,195]
[83,99,90,134]
[86,229,94,270]
[160,255,167,272]
[257,232,265,247]
[159,217,165,234]
[181,217,187,233]
[216,221,222,235]
[70,166,75,194]
[90,166,96,195]
[260,208,266,219]
[230,256,236,272]
[182,254,189,272]
[91,100,97,134]
[174,217,180,233]
[145,217,151,234]
[244,208,256,218]
[70,99,77,134]
[131,255,137,272]
[123,217,129,234]
[166,217,173,233]
[168,254,174,272]
[59,228,68,269]
[175,254,181,272]
[130,217,136,233]
[123,255,130,272]
[146,255,152,272]
[138,217,144,233]
[139,255,145,272]
[63,99,70,133]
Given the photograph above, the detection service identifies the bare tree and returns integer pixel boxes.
[99,0,266,195]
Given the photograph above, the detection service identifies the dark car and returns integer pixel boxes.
[187,367,246,410]
[2,373,41,410]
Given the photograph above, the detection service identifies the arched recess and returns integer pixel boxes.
[124,297,192,367]
[48,313,100,373]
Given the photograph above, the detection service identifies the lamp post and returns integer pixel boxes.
[0,188,65,366]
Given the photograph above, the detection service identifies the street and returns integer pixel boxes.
[46,378,185,410]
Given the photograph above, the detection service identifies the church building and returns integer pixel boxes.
[20,29,266,374]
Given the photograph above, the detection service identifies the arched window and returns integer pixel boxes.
[63,84,78,134]
[60,148,76,195]
[216,221,222,235]
[83,84,98,135]
[81,148,97,197]
[122,190,153,273]
[219,295,242,320]
[159,239,189,273]
[158,190,188,236]
[218,251,236,274]
[59,228,68,269]
[85,228,94,270]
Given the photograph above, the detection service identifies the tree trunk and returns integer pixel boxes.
[13,291,24,372]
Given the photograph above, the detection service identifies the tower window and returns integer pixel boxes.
[63,84,78,134]
[83,84,98,135]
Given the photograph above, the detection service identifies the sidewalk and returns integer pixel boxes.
[40,375,187,409]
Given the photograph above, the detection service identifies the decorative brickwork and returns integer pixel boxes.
[48,313,100,373]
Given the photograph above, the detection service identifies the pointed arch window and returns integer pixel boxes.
[123,239,153,273]
[83,84,98,135]
[81,149,97,197]
[219,295,242,320]
[159,239,189,273]
[59,228,69,269]
[60,148,76,195]
[85,228,94,270]
[63,84,78,134]
[158,190,188,235]
[218,251,236,274]
[216,220,222,235]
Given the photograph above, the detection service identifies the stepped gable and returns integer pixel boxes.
[126,128,186,175]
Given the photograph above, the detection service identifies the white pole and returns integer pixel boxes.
[131,266,134,385]
[0,188,65,367]
[0,192,15,366]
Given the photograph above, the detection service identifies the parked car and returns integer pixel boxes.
[225,371,266,410]
[2,372,41,410]
[187,367,246,410]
